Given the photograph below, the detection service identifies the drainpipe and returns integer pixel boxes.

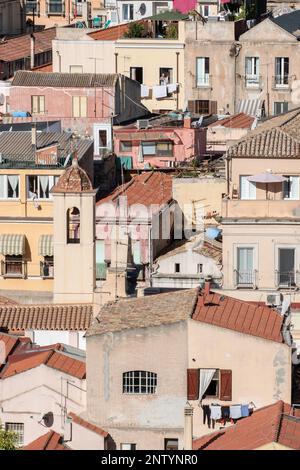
[184,405,193,450]
[234,43,242,114]
[30,34,35,69]
[114,53,118,73]
[176,52,180,111]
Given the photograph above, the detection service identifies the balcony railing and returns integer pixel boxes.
[222,199,300,220]
[273,75,291,89]
[40,261,54,279]
[196,75,211,88]
[245,75,262,89]
[47,1,65,15]
[234,269,257,289]
[275,270,299,289]
[1,260,27,278]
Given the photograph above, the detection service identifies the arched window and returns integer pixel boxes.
[123,371,157,394]
[67,207,80,244]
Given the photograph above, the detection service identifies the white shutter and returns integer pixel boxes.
[72,96,80,117]
[290,176,299,199]
[240,176,256,200]
[197,58,205,86]
[80,96,87,118]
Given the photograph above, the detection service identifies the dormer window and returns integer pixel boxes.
[67,207,80,244]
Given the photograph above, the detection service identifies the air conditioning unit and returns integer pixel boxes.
[266,293,283,307]
[137,119,150,130]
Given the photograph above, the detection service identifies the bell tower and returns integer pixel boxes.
[51,158,96,303]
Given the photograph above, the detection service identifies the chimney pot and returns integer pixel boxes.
[204,280,211,296]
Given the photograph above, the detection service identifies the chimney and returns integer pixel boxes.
[204,280,211,296]
[30,34,35,69]
[183,405,193,450]
[31,125,37,150]
[184,115,192,129]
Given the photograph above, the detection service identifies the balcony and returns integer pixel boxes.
[273,75,292,90]
[245,75,262,89]
[275,271,299,289]
[234,269,257,289]
[196,75,211,89]
[1,260,27,279]
[222,199,300,220]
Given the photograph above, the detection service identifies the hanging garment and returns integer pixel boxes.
[210,404,222,421]
[221,406,230,420]
[202,405,211,428]
[167,83,178,94]
[241,404,250,418]
[230,405,242,419]
[141,85,150,98]
[153,85,167,99]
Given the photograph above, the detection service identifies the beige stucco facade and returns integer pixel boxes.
[86,317,291,449]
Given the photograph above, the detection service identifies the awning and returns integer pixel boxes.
[0,234,25,255]
[247,172,287,183]
[38,235,53,257]
[237,99,265,118]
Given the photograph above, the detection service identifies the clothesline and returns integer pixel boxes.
[141,83,179,99]
[202,403,253,429]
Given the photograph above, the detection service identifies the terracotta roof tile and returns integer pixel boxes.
[193,401,300,450]
[97,171,173,209]
[12,70,118,87]
[68,412,108,437]
[23,431,69,450]
[0,28,55,63]
[209,113,255,129]
[0,303,93,331]
[88,22,143,41]
[52,158,94,193]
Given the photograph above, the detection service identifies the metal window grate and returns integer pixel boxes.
[5,422,24,447]
[123,371,157,394]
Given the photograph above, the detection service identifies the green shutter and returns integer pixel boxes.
[96,240,106,280]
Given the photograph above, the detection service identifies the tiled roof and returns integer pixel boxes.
[0,294,18,305]
[87,288,199,336]
[271,10,300,38]
[0,332,31,362]
[193,401,300,450]
[0,303,93,331]
[193,291,284,343]
[97,172,173,208]
[88,288,284,343]
[0,348,86,379]
[209,113,255,129]
[155,236,222,264]
[23,431,69,450]
[228,108,300,158]
[0,131,93,162]
[52,158,94,193]
[12,71,119,88]
[88,22,140,41]
[0,28,55,63]
[68,412,108,437]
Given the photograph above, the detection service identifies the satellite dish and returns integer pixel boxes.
[139,3,146,16]
[0,93,5,106]
[42,412,54,428]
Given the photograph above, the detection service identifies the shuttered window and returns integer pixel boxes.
[72,96,87,117]
[187,369,199,400]
[31,95,45,114]
[220,369,232,401]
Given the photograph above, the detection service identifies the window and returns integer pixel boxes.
[67,207,80,244]
[274,101,289,116]
[120,141,132,152]
[72,96,87,118]
[237,247,254,286]
[27,175,58,200]
[121,443,136,450]
[40,256,54,278]
[5,423,24,447]
[132,240,141,265]
[2,256,24,278]
[205,370,220,397]
[195,100,210,114]
[48,0,64,14]
[69,65,83,73]
[175,263,180,273]
[278,248,295,287]
[96,239,106,280]
[130,67,143,84]
[123,3,134,20]
[31,95,45,114]
[245,57,260,87]
[99,130,107,148]
[197,263,203,274]
[0,175,19,199]
[196,57,210,87]
[283,176,299,200]
[142,142,156,156]
[275,57,289,87]
[201,5,210,17]
[123,371,157,394]
[164,439,178,450]
[159,67,173,85]
[239,176,256,200]
[156,141,173,157]
[26,1,38,14]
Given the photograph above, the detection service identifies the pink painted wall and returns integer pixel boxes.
[9,85,115,133]
[114,126,207,170]
[174,0,196,13]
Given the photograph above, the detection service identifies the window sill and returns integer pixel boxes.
[2,274,25,279]
[41,276,54,280]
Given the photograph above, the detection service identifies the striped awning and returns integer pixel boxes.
[0,234,25,255]
[38,235,53,257]
[237,99,265,117]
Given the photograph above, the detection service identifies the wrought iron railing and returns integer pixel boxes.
[275,270,298,289]
[234,269,257,288]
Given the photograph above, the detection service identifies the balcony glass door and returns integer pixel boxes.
[278,248,295,287]
[275,57,289,87]
[237,247,254,286]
